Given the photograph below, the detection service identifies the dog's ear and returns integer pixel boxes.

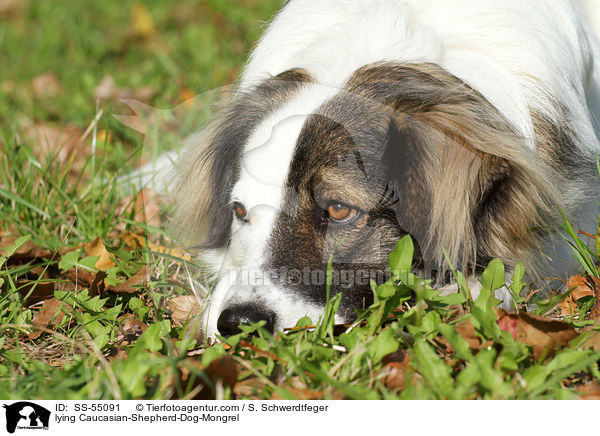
[355,62,556,272]
[402,80,556,273]
[170,69,313,248]
[380,118,432,262]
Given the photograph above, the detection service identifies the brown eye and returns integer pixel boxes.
[233,202,248,221]
[327,202,357,223]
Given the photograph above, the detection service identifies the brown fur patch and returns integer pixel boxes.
[170,69,313,247]
[344,62,559,274]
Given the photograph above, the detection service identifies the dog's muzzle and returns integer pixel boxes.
[216,303,276,337]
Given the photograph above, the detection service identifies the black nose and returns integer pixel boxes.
[217,304,276,337]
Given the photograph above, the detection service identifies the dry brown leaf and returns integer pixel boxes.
[16,281,55,306]
[60,268,105,296]
[110,265,150,294]
[558,275,600,319]
[0,234,52,260]
[30,298,66,337]
[116,315,148,345]
[106,347,129,361]
[496,309,577,359]
[31,72,61,99]
[576,382,600,400]
[176,356,239,400]
[107,316,150,360]
[84,237,116,271]
[167,295,202,326]
[559,275,593,315]
[122,231,192,261]
[438,310,577,360]
[497,313,517,340]
[377,350,411,391]
[437,319,490,353]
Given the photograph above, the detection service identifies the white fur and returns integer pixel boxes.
[188,0,600,339]
[200,84,342,337]
[243,1,597,153]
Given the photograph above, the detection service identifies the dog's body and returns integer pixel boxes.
[172,0,600,339]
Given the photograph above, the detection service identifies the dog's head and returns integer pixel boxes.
[173,62,555,339]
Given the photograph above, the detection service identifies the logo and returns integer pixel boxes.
[2,402,50,434]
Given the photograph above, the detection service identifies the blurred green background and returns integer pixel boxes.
[0,0,281,155]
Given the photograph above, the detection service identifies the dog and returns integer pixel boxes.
[169,0,600,340]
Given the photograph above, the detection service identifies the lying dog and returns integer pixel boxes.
[170,0,600,339]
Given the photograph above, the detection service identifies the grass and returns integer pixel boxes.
[1,0,600,400]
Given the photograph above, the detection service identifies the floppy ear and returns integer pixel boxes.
[405,83,557,273]
[170,69,313,248]
[354,62,557,273]
[380,118,432,262]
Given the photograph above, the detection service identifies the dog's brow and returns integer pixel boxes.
[314,173,372,207]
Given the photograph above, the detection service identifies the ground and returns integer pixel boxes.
[1,0,600,400]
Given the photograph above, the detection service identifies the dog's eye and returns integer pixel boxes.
[233,201,248,222]
[327,202,358,223]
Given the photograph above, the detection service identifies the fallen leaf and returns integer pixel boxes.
[0,233,52,260]
[110,265,150,294]
[436,319,490,353]
[106,347,129,361]
[497,313,517,340]
[377,350,411,391]
[204,356,238,389]
[496,309,577,359]
[122,231,192,261]
[116,315,148,345]
[84,237,115,271]
[558,275,600,319]
[177,356,239,400]
[59,268,105,296]
[114,189,162,227]
[576,382,600,400]
[16,281,55,306]
[30,298,66,338]
[167,295,202,326]
[437,310,577,360]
